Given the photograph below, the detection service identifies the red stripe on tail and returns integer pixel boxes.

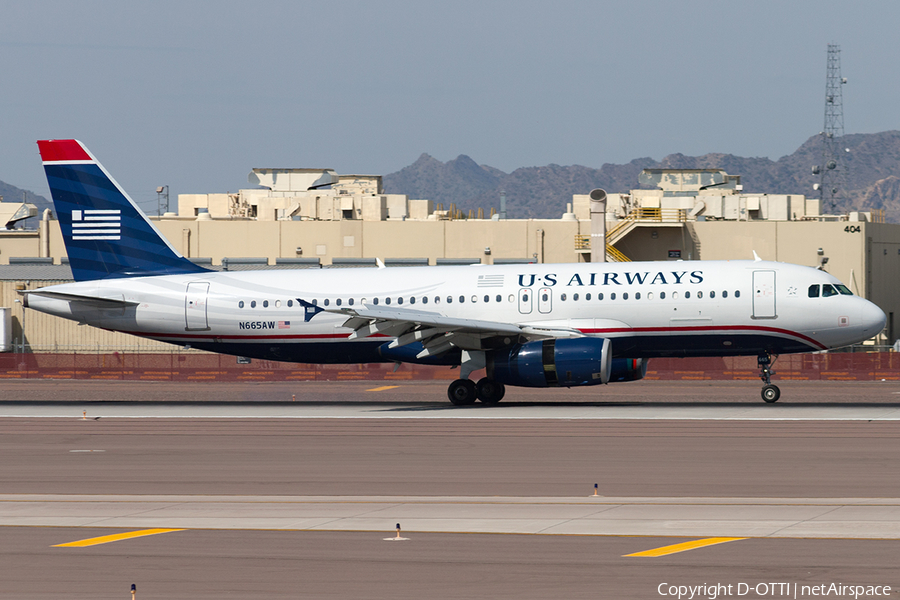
[37,139,91,162]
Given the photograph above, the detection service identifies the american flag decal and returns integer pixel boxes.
[278,321,291,329]
[72,209,121,240]
[477,274,504,288]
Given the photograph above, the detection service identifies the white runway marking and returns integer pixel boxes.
[5,495,900,539]
[2,403,900,420]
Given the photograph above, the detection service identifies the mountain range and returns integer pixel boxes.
[4,131,900,227]
[383,131,900,222]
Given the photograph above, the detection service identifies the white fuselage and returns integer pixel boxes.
[24,259,886,364]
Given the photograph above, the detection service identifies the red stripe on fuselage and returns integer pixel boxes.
[581,324,827,350]
[37,139,91,162]
[116,324,824,349]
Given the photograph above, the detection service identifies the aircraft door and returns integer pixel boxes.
[752,270,776,319]
[518,288,533,314]
[538,287,552,314]
[185,281,210,331]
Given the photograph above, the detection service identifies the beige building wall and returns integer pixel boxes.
[3,217,900,348]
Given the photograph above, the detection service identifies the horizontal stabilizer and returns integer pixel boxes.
[20,289,139,308]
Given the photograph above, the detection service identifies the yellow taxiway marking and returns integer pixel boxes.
[53,529,185,548]
[366,386,399,392]
[624,537,746,557]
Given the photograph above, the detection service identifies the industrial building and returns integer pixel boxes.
[1,166,898,353]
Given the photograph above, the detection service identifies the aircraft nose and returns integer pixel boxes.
[858,299,886,337]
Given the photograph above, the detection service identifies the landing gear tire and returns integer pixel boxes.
[476,378,505,404]
[757,352,780,404]
[448,379,477,406]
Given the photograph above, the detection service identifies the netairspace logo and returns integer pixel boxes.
[657,582,893,599]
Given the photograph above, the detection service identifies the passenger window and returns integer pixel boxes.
[251,300,257,308]
[238,301,244,308]
[484,295,489,303]
[635,292,641,300]
[496,295,502,302]
[573,293,579,301]
[542,293,548,301]
[447,296,452,304]
[287,300,293,307]
[697,291,703,299]
[585,293,591,300]
[373,298,379,305]
[471,295,477,302]
[722,291,728,298]
[610,293,616,300]
[348,298,354,306]
[422,297,428,304]
[263,300,270,308]
[385,298,391,305]
[561,293,567,301]
[660,292,666,299]
[435,297,440,304]
[410,297,416,305]
[623,292,629,300]
[336,299,342,306]
[397,297,403,305]
[598,293,604,300]
[684,291,690,299]
[837,284,853,296]
[822,284,838,297]
[735,290,741,298]
[508,295,514,302]
[709,291,715,299]
[321,299,327,307]
[275,300,282,308]
[672,292,678,299]
[459,296,465,303]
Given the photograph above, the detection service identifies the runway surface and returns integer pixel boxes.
[1,379,899,598]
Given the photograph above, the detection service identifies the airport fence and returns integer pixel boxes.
[0,351,898,382]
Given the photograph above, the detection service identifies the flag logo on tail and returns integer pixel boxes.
[72,209,121,241]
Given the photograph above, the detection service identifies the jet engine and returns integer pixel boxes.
[488,338,612,387]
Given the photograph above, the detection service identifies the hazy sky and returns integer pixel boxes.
[2,0,899,211]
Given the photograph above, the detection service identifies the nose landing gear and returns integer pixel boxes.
[758,353,780,403]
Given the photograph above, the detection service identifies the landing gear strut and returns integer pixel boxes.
[758,353,780,403]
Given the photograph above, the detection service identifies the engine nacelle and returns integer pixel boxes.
[488,338,611,388]
[609,357,649,382]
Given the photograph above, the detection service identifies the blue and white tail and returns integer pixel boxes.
[38,139,208,281]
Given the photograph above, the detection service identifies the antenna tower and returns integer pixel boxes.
[818,43,848,211]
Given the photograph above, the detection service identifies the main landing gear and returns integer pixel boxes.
[447,378,506,406]
[758,353,780,403]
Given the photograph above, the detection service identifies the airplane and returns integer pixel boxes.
[22,139,887,405]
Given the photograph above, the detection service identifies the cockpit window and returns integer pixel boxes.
[822,284,839,297]
[836,284,853,296]
[808,284,820,298]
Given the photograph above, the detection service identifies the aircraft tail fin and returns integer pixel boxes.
[37,139,209,281]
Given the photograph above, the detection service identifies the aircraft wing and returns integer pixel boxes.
[297,299,582,358]
[20,290,139,308]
